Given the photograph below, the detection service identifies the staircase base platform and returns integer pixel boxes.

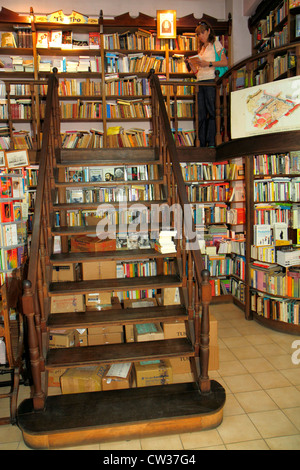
[17,381,225,449]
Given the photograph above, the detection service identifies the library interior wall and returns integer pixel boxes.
[0,0,252,63]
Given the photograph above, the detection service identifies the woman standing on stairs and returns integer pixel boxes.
[193,21,228,148]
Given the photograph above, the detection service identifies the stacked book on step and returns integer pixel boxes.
[154,230,177,254]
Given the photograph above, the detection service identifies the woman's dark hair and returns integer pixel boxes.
[195,21,216,47]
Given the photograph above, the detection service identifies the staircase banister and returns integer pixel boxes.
[149,72,205,284]
[216,42,300,83]
[26,74,58,290]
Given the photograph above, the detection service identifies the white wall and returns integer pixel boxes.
[1,0,226,19]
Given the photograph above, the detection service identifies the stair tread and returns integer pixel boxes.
[53,200,167,210]
[57,147,158,165]
[46,338,194,368]
[49,274,182,295]
[51,248,177,264]
[18,381,225,435]
[48,305,187,329]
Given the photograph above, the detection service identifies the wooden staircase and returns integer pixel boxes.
[17,73,226,449]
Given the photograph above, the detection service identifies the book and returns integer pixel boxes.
[0,177,12,198]
[254,224,272,246]
[36,31,50,48]
[49,30,62,48]
[61,31,73,49]
[89,32,100,49]
[186,55,202,74]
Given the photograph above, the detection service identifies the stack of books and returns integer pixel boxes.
[154,230,177,254]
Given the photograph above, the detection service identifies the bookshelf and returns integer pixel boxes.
[248,150,300,334]
[180,157,246,303]
[0,8,231,154]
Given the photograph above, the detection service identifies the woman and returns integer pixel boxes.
[194,22,228,148]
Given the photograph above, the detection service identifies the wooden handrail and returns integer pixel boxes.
[27,74,57,290]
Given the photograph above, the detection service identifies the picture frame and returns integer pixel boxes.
[157,10,177,39]
[6,150,29,169]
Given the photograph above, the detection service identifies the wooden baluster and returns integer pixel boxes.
[173,84,178,146]
[29,83,38,150]
[295,45,300,76]
[215,82,222,146]
[194,278,200,358]
[5,82,14,149]
[187,251,194,320]
[267,52,274,82]
[194,83,200,147]
[22,280,45,411]
[231,69,237,92]
[199,269,211,394]
[222,78,229,142]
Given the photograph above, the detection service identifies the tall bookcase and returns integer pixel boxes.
[0,7,231,156]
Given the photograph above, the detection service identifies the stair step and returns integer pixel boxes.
[51,224,165,236]
[50,248,177,264]
[46,338,194,369]
[53,200,167,210]
[57,147,159,164]
[48,305,187,329]
[49,274,182,295]
[18,381,226,449]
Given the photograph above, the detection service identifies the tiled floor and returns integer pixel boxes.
[0,303,300,450]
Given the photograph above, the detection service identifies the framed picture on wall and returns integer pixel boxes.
[157,10,177,39]
[6,150,29,169]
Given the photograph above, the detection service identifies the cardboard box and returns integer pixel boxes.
[102,362,134,391]
[85,292,112,307]
[163,321,186,339]
[134,323,164,342]
[77,328,87,346]
[125,324,134,343]
[173,372,194,383]
[48,368,67,387]
[82,260,116,281]
[88,325,123,335]
[162,287,181,305]
[60,365,109,394]
[209,345,219,371]
[50,294,85,314]
[71,235,116,253]
[169,356,191,374]
[87,331,124,346]
[49,329,79,348]
[135,360,172,387]
[52,263,76,282]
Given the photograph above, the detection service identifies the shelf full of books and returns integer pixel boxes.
[181,158,246,302]
[250,151,300,332]
[0,152,30,285]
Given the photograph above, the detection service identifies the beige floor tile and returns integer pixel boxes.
[282,407,300,431]
[234,390,278,413]
[280,368,300,386]
[265,435,300,450]
[218,360,248,377]
[141,434,183,450]
[267,354,296,370]
[180,429,223,449]
[0,424,22,444]
[222,336,252,349]
[248,410,299,438]
[240,357,274,374]
[252,370,292,389]
[217,414,261,444]
[222,393,245,416]
[0,441,20,450]
[255,343,287,357]
[266,386,300,409]
[195,444,226,450]
[219,348,236,362]
[226,439,269,450]
[244,334,275,346]
[222,374,261,393]
[218,328,241,338]
[231,346,263,361]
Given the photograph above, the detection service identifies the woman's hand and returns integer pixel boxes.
[198,60,209,68]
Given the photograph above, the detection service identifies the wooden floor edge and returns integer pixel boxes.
[20,408,224,449]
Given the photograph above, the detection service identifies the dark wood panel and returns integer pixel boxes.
[50,248,177,264]
[46,338,194,368]
[47,305,187,329]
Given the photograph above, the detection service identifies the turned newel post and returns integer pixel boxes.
[22,280,45,411]
[199,269,211,393]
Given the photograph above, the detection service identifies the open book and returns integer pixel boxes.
[187,54,202,74]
